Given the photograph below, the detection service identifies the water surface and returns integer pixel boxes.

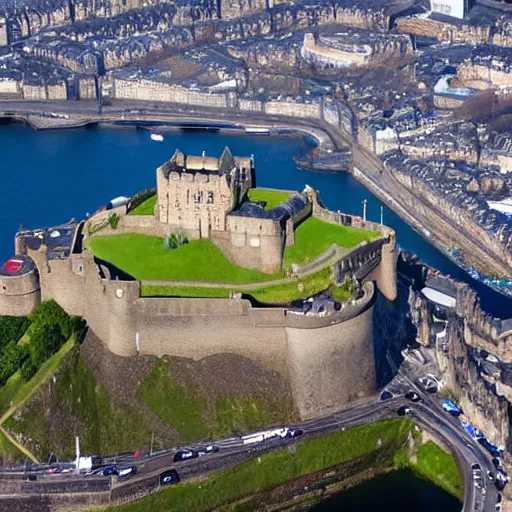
[0,123,509,317]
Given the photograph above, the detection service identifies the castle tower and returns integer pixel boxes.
[156,147,253,239]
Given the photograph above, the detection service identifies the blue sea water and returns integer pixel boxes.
[0,122,510,318]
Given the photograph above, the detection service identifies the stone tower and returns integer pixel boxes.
[156,147,253,238]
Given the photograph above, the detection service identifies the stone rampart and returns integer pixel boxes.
[285,281,376,418]
[308,186,397,301]
[68,249,378,419]
[0,265,41,316]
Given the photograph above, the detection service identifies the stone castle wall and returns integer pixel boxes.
[63,250,378,419]
[286,283,376,418]
[0,266,41,317]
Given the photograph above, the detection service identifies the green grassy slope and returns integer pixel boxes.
[283,217,380,269]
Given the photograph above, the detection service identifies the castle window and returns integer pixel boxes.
[241,168,247,180]
[194,191,203,204]
[186,190,190,204]
[207,192,214,204]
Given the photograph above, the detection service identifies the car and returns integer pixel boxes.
[496,505,502,511]
[117,466,137,480]
[24,474,37,482]
[471,463,481,471]
[285,429,304,438]
[199,445,219,455]
[173,449,199,463]
[102,466,118,476]
[492,457,503,469]
[497,493,503,504]
[380,390,393,401]
[397,406,412,416]
[488,471,495,481]
[160,469,180,486]
[404,391,421,402]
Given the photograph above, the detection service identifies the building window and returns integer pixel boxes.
[207,192,214,204]
[186,190,190,204]
[194,191,203,204]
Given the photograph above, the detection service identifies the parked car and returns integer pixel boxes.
[24,474,37,482]
[160,469,180,486]
[173,449,199,463]
[488,471,495,481]
[102,466,118,476]
[471,463,481,471]
[379,390,393,401]
[117,466,137,480]
[492,457,503,469]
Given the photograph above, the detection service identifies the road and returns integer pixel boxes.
[0,375,503,512]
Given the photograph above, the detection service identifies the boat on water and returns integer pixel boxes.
[151,133,164,142]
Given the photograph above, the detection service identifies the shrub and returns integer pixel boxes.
[109,213,120,230]
[0,342,23,385]
[20,358,38,381]
[30,324,65,368]
[0,316,30,350]
[166,232,188,250]
[30,300,72,339]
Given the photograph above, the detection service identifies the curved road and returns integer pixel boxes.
[0,379,502,511]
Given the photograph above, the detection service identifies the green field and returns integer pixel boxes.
[91,419,412,512]
[141,267,341,304]
[247,188,292,210]
[87,235,280,283]
[128,195,157,216]
[283,217,380,269]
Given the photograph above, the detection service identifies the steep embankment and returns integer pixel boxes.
[4,332,298,461]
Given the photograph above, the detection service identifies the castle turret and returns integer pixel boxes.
[0,255,41,316]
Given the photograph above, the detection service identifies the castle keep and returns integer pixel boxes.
[0,148,398,420]
[156,147,253,238]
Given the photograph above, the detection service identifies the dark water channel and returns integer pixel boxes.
[308,469,461,511]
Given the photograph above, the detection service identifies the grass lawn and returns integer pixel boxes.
[414,441,464,500]
[283,217,380,269]
[128,195,156,216]
[86,234,281,283]
[92,419,412,512]
[141,268,340,304]
[247,188,291,210]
